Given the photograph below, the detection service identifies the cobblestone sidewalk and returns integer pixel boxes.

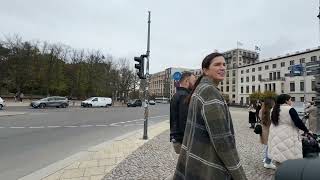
[103,109,276,180]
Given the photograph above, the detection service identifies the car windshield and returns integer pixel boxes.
[40,98,48,101]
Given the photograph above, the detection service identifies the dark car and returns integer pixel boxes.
[30,96,69,108]
[127,99,142,107]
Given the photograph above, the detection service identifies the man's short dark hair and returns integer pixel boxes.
[179,71,193,83]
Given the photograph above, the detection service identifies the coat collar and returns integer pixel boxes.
[200,76,219,87]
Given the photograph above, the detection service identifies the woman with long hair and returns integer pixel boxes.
[268,94,310,164]
[173,53,247,180]
[259,99,276,169]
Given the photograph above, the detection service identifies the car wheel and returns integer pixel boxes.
[61,103,67,108]
[0,104,3,110]
[88,104,92,108]
[39,103,46,109]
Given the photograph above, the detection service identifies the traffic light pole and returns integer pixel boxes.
[143,11,151,140]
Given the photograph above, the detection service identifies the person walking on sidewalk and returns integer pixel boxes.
[248,104,256,128]
[306,101,318,133]
[268,94,311,164]
[170,71,196,154]
[259,98,276,169]
[173,53,247,180]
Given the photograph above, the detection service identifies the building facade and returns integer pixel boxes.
[236,47,320,105]
[149,47,320,104]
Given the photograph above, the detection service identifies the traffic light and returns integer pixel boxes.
[134,55,147,79]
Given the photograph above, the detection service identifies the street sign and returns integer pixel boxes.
[173,72,182,81]
[289,64,303,76]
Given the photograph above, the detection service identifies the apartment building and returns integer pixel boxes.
[237,47,320,104]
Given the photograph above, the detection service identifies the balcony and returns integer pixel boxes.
[260,77,285,82]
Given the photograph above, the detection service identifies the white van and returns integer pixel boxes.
[0,97,5,110]
[81,97,112,107]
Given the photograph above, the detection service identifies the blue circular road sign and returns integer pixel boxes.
[173,72,182,81]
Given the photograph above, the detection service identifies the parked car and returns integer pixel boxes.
[149,100,156,105]
[127,99,142,107]
[81,97,112,107]
[0,97,5,110]
[30,96,69,108]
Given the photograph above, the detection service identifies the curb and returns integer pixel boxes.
[19,119,169,180]
[0,112,26,117]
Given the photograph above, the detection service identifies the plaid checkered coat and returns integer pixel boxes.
[173,76,247,180]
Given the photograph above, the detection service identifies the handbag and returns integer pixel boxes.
[254,123,262,134]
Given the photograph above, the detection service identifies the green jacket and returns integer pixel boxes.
[173,76,247,180]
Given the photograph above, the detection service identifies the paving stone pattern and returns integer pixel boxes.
[104,110,276,180]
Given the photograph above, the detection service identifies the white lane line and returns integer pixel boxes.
[29,126,45,129]
[80,125,93,127]
[10,127,25,129]
[95,125,108,127]
[63,126,78,128]
[47,126,61,128]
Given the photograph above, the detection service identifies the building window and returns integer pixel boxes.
[246,86,249,93]
[300,97,304,102]
[291,97,296,101]
[232,94,235,98]
[232,78,236,84]
[252,75,255,81]
[232,70,236,76]
[258,67,262,71]
[232,85,235,92]
[252,85,256,93]
[246,76,249,82]
[290,60,294,65]
[269,73,272,80]
[300,81,304,91]
[226,79,230,84]
[258,85,261,92]
[221,81,223,85]
[226,86,229,92]
[272,64,277,68]
[290,82,295,92]
[311,56,317,62]
[241,77,244,83]
[300,58,305,64]
[265,65,269,70]
[241,86,243,93]
[273,83,276,92]
[252,68,255,72]
[241,70,244,74]
[226,71,229,77]
[246,69,249,73]
[281,62,285,67]
[221,86,224,92]
[312,80,316,91]
[258,75,262,81]
[265,84,268,91]
[312,97,316,101]
[277,72,280,79]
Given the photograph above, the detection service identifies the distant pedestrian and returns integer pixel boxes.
[248,104,256,128]
[170,71,196,154]
[20,93,24,102]
[268,94,310,164]
[173,52,247,180]
[259,98,276,169]
[256,100,262,121]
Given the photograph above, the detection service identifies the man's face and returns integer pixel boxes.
[187,75,196,90]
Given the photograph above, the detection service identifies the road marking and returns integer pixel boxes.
[63,126,78,128]
[29,126,45,129]
[80,125,93,127]
[10,126,25,129]
[47,126,61,128]
[95,125,108,127]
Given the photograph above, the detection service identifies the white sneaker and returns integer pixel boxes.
[264,163,276,170]
[262,158,266,163]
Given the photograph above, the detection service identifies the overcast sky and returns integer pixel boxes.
[0,0,319,73]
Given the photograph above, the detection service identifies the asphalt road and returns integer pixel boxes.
[0,104,169,180]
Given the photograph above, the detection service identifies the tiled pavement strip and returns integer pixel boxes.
[20,108,276,180]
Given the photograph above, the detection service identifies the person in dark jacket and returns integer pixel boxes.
[173,53,247,180]
[170,71,196,154]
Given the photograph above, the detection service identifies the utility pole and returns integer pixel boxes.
[143,11,151,140]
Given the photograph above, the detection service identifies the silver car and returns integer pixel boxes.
[30,96,69,108]
[0,97,5,110]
